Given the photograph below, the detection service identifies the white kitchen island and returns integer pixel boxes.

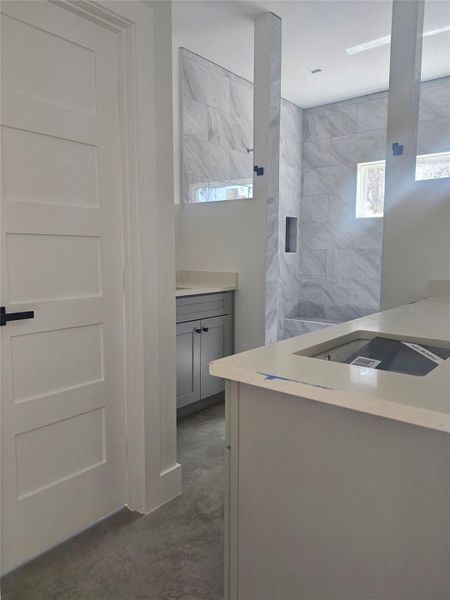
[210,292,450,600]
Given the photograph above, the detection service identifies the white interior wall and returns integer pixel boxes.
[119,0,181,513]
[382,179,450,307]
[174,201,266,353]
[173,47,266,353]
[149,0,180,492]
[381,0,450,308]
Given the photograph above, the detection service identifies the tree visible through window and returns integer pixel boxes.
[356,152,450,218]
[356,160,385,218]
[416,152,450,181]
[191,179,253,203]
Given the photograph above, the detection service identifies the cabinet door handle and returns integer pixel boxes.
[202,327,209,332]
[194,328,202,334]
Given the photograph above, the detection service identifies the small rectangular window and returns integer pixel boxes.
[356,160,385,218]
[356,152,450,218]
[190,179,253,203]
[416,152,450,181]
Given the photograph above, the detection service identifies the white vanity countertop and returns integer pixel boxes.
[176,284,237,297]
[176,270,238,297]
[210,298,450,433]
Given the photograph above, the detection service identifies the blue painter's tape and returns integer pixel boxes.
[392,142,404,156]
[258,372,292,381]
[257,371,334,391]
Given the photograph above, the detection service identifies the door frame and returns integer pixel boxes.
[40,0,182,514]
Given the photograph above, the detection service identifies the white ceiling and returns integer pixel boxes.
[173,0,450,108]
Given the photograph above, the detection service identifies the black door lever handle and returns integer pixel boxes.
[0,306,34,326]
[202,327,209,332]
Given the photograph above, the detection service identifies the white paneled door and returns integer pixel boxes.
[1,1,127,573]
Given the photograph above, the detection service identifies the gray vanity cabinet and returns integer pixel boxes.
[200,314,232,400]
[176,320,201,408]
[176,293,233,410]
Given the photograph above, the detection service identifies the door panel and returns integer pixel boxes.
[7,233,101,303]
[200,315,232,399]
[3,126,99,207]
[176,321,201,408]
[2,12,96,114]
[16,407,105,499]
[11,324,103,403]
[1,1,126,573]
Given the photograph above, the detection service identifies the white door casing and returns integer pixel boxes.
[1,0,127,572]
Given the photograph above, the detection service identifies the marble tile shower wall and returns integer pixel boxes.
[298,76,450,323]
[277,99,303,335]
[180,47,449,336]
[264,17,282,345]
[181,47,304,343]
[181,48,254,202]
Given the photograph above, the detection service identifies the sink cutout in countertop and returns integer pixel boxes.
[296,330,450,377]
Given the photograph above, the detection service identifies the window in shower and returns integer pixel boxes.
[356,160,385,218]
[356,152,450,218]
[415,152,450,181]
[191,179,253,203]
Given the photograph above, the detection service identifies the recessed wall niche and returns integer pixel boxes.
[285,216,298,253]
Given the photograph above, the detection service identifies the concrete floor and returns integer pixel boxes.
[2,402,225,600]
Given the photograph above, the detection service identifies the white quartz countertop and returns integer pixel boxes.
[210,298,450,433]
[176,270,238,297]
[176,284,237,297]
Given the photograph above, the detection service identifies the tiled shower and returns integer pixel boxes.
[296,77,450,337]
[180,47,450,341]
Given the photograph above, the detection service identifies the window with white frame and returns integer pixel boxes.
[356,152,450,218]
[356,160,385,218]
[190,179,253,203]
[415,152,450,181]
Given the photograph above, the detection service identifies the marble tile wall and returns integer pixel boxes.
[262,15,282,345]
[297,76,450,324]
[181,49,254,203]
[283,317,333,339]
[277,99,303,337]
[181,47,303,343]
[180,48,449,340]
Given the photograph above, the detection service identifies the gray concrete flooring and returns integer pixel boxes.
[2,402,225,600]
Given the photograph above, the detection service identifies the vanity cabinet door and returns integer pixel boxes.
[176,321,201,408]
[200,315,232,399]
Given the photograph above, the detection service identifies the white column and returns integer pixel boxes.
[253,12,282,344]
[380,1,426,308]
[381,0,450,308]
